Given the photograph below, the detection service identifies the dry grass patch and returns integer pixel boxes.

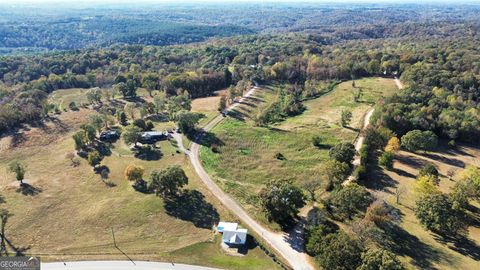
[0,108,276,268]
[364,143,480,270]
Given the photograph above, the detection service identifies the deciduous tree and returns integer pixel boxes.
[260,181,306,224]
[315,232,363,270]
[123,125,141,146]
[329,142,356,165]
[124,164,144,182]
[340,109,352,127]
[358,248,405,270]
[415,193,465,235]
[149,166,188,197]
[8,161,26,184]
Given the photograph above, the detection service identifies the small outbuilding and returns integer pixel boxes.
[217,222,248,245]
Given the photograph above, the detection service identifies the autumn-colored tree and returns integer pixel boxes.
[124,164,144,183]
[414,174,440,195]
[384,137,400,153]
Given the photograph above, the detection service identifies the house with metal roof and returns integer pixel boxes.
[217,222,248,245]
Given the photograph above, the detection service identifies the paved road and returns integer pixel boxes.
[186,86,314,270]
[42,261,221,270]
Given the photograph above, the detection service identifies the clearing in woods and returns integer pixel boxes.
[200,77,398,227]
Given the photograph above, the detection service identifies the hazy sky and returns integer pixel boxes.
[4,0,479,3]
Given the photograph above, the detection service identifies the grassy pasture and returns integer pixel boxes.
[200,78,398,226]
[364,143,480,270]
[0,103,278,268]
[48,87,157,109]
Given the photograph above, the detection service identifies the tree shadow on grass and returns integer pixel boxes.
[395,154,428,170]
[10,132,27,148]
[164,190,219,229]
[345,126,361,132]
[244,96,264,103]
[238,100,258,109]
[194,131,224,148]
[433,234,480,261]
[386,224,442,269]
[45,117,70,133]
[391,167,416,179]
[145,114,169,123]
[16,183,42,196]
[227,108,248,121]
[417,152,465,168]
[134,146,163,161]
[362,162,397,193]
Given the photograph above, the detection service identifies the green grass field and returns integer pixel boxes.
[0,98,279,268]
[200,78,398,226]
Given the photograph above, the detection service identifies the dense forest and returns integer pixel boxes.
[1,3,479,144]
[1,3,479,53]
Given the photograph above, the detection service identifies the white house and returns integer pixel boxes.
[217,222,248,245]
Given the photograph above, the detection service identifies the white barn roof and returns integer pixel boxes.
[222,229,248,245]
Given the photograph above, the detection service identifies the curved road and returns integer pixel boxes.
[187,86,314,270]
[343,77,404,186]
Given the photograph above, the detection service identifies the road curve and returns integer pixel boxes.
[343,77,404,186]
[42,261,221,270]
[188,86,314,270]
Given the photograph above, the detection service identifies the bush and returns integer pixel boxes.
[87,151,102,167]
[329,142,356,165]
[145,121,154,131]
[378,151,394,170]
[448,139,456,148]
[133,119,147,131]
[71,157,81,167]
[353,165,366,180]
[312,135,322,148]
[124,164,144,182]
[418,163,439,178]
[68,101,79,111]
[364,126,394,150]
[211,143,220,153]
[274,152,286,160]
[132,179,149,193]
[359,145,369,166]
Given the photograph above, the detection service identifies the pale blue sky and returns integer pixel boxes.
[4,0,479,3]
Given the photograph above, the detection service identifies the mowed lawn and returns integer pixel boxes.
[200,78,398,226]
[0,108,279,269]
[365,143,480,270]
